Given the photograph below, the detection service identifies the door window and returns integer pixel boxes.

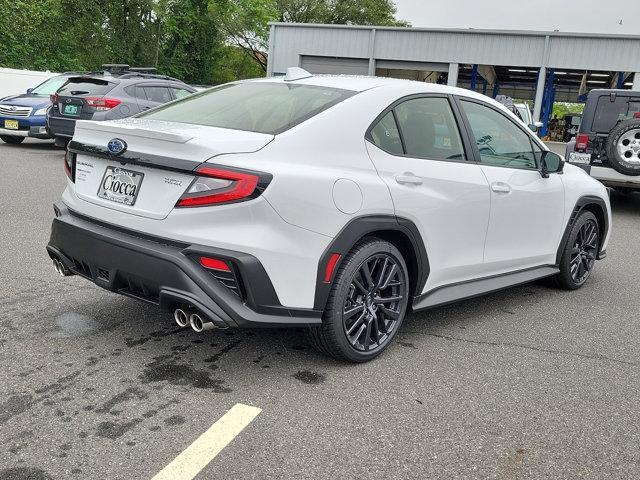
[142,86,172,103]
[460,100,536,169]
[171,87,193,99]
[395,97,465,160]
[369,112,403,155]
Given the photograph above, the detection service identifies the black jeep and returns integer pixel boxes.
[565,89,640,193]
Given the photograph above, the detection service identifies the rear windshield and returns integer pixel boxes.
[591,95,640,133]
[57,77,116,97]
[139,82,355,134]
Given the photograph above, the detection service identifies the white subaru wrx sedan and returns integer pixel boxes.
[47,68,612,362]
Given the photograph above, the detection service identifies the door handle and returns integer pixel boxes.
[395,173,423,185]
[491,182,511,194]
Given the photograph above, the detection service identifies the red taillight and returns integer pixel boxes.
[64,150,75,182]
[575,134,590,151]
[50,93,58,104]
[199,256,231,272]
[84,97,121,111]
[634,112,640,119]
[176,165,270,207]
[323,253,342,283]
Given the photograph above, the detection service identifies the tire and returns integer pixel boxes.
[54,136,70,148]
[307,238,410,363]
[606,120,640,176]
[553,211,600,290]
[1,135,25,145]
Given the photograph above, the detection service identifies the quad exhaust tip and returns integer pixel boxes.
[173,308,189,328]
[52,258,68,277]
[189,313,216,333]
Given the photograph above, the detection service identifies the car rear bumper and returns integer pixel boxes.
[47,115,76,138]
[582,165,640,188]
[46,203,322,328]
[0,125,51,139]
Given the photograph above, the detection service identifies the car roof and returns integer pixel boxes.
[247,73,505,108]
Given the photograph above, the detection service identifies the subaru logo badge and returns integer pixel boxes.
[107,138,127,155]
[10,106,16,111]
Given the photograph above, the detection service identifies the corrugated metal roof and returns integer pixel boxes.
[269,23,640,75]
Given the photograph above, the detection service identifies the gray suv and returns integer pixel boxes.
[47,66,196,147]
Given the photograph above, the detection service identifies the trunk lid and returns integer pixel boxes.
[70,118,274,220]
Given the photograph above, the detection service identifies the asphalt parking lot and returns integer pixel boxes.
[1,139,639,480]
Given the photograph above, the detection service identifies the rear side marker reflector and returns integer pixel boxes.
[200,256,231,272]
[176,165,271,208]
[324,253,342,283]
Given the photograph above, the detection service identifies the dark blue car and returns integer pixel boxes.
[0,75,72,144]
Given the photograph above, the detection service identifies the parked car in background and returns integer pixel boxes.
[0,74,75,144]
[515,102,533,125]
[566,89,640,193]
[495,96,542,132]
[47,65,196,147]
[48,69,611,362]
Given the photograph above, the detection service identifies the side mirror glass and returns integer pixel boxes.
[26,88,34,94]
[540,151,564,177]
[528,124,539,133]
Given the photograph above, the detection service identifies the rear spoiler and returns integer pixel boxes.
[76,120,193,144]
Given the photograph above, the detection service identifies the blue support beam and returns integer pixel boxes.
[540,69,555,137]
[470,64,478,91]
[617,72,625,89]
[492,82,499,98]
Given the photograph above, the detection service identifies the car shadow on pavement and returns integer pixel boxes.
[609,189,640,214]
[0,140,57,151]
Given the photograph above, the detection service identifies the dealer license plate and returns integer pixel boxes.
[4,120,18,130]
[97,166,144,206]
[568,152,591,165]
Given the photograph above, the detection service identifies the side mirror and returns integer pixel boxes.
[26,88,34,94]
[540,151,564,178]
[528,124,539,133]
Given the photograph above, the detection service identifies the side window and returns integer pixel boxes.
[460,100,536,169]
[370,112,403,155]
[171,87,192,99]
[394,97,465,160]
[142,86,172,104]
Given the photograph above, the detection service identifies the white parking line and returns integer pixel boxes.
[151,403,262,480]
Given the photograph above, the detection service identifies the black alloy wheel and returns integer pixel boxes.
[307,238,410,362]
[554,210,600,290]
[343,254,406,352]
[569,219,599,285]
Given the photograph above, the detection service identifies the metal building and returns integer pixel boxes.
[267,23,640,134]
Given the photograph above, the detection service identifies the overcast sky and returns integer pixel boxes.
[394,0,639,35]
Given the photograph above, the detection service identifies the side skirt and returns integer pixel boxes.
[411,266,559,312]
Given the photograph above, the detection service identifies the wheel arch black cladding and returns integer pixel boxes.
[555,195,609,265]
[313,215,429,311]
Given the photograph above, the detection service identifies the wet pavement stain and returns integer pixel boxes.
[164,414,185,426]
[140,358,232,392]
[95,418,143,439]
[293,370,325,385]
[95,387,148,415]
[203,340,241,364]
[0,467,54,480]
[125,336,150,348]
[0,394,34,426]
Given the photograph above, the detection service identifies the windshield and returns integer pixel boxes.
[139,82,355,134]
[31,76,69,95]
